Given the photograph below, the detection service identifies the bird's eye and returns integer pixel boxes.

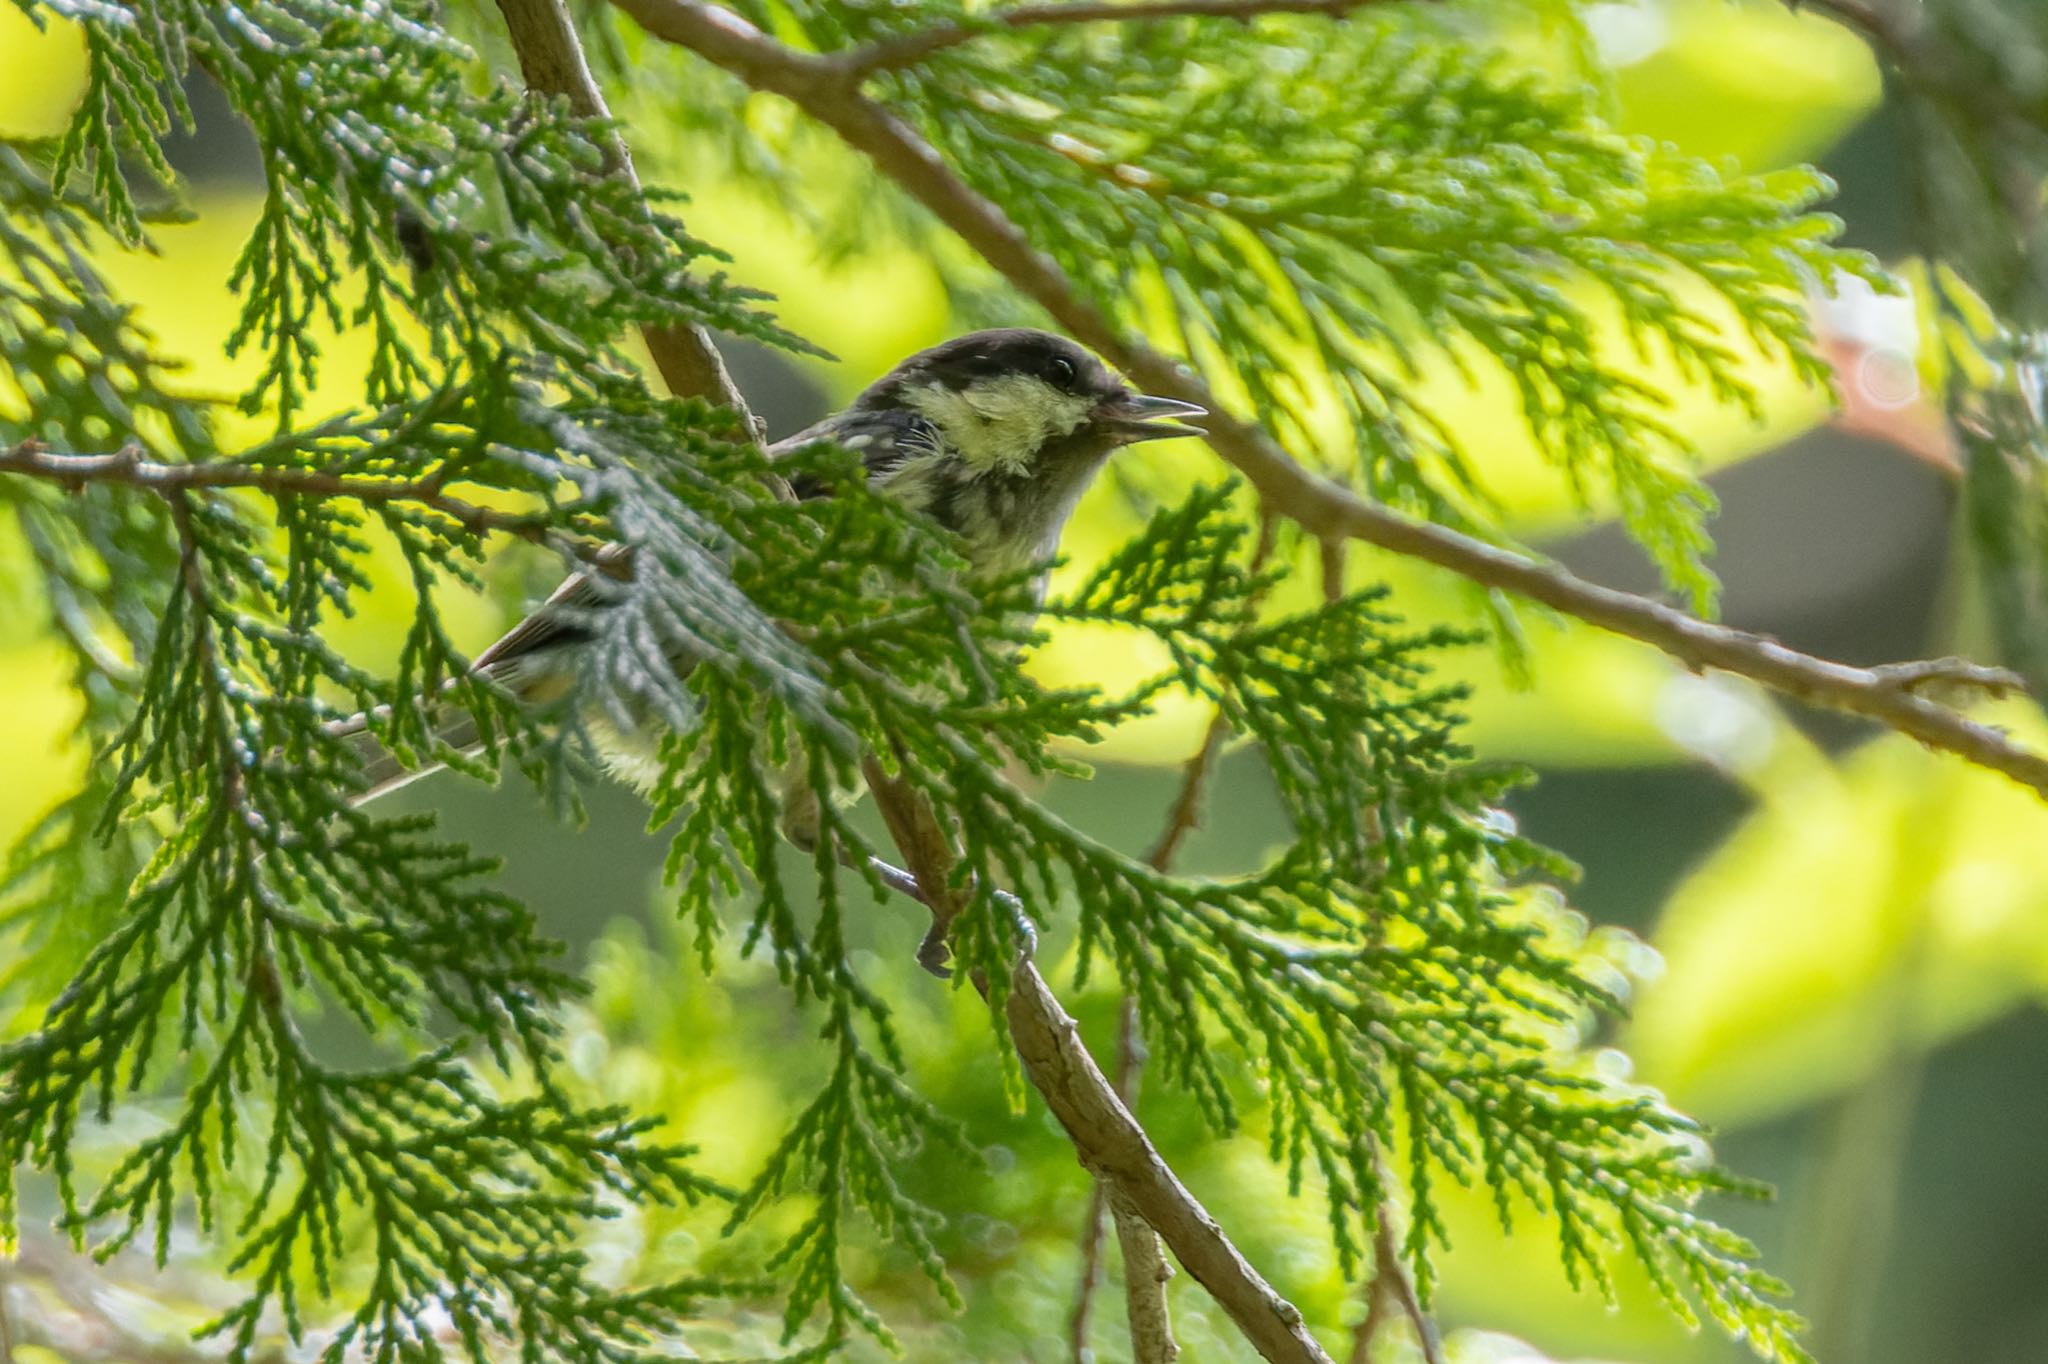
[1046,356,1077,391]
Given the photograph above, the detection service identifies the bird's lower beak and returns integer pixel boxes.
[1098,391,1208,443]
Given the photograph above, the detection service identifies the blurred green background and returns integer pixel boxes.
[3,3,2047,1362]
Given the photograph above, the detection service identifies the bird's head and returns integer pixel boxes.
[859,328,1206,476]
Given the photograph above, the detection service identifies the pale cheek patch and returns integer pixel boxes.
[909,377,1093,472]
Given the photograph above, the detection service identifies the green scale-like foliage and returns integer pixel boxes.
[0,0,1861,1360]
[955,34,1856,609]
[701,0,1877,610]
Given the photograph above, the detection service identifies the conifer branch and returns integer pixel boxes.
[613,0,2048,802]
[1324,536,1443,1364]
[1068,507,1275,1358]
[9,0,1959,1354]
[1069,1176,1115,1362]
[494,0,757,423]
[475,12,1338,1358]
[1066,720,1217,1354]
[0,440,554,542]
[832,0,1406,77]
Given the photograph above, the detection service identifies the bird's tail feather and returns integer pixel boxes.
[330,702,490,808]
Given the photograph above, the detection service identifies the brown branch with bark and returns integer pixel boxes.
[1001,952,1337,1364]
[0,440,557,542]
[1113,1192,1182,1364]
[858,758,1336,1364]
[612,0,2048,801]
[1068,990,1154,1359]
[495,0,754,422]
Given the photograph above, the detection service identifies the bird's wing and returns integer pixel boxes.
[774,407,941,499]
[469,541,633,680]
[467,410,936,681]
[337,408,941,802]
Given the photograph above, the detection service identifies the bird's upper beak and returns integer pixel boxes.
[1095,390,1208,443]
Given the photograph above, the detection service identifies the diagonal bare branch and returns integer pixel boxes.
[1002,953,1337,1364]
[495,0,755,423]
[612,0,2048,801]
[856,768,1337,1364]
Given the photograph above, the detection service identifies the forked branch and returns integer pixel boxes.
[1001,952,1336,1364]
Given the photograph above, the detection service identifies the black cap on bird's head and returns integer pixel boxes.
[860,329,1206,471]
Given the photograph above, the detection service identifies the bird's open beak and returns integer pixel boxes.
[1097,391,1208,443]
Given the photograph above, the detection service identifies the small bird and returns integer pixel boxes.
[337,328,1205,808]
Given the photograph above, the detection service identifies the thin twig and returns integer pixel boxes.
[1112,1193,1181,1364]
[1344,1210,1442,1364]
[611,0,2048,801]
[1343,1251,1396,1364]
[0,440,555,541]
[1317,536,1346,606]
[494,0,755,423]
[1069,990,1154,1358]
[1070,1172,1117,1361]
[834,0,1400,78]
[1141,715,1231,874]
[1377,1208,1444,1364]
